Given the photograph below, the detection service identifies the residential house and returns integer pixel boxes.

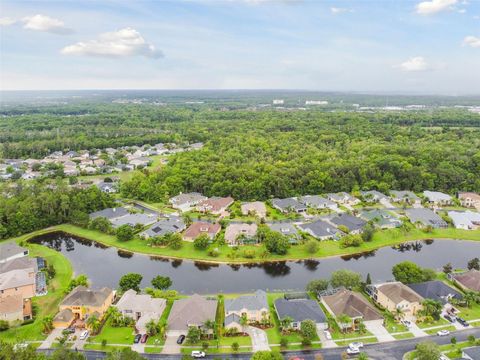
[267,222,301,243]
[167,294,217,333]
[359,209,402,229]
[330,214,366,234]
[423,191,453,206]
[140,216,186,239]
[458,192,480,210]
[321,288,383,330]
[298,220,342,240]
[169,192,207,212]
[0,269,36,300]
[109,213,157,228]
[451,270,480,293]
[361,190,388,203]
[0,295,32,323]
[224,223,258,246]
[129,157,151,169]
[448,211,480,230]
[368,282,423,319]
[404,208,448,229]
[241,201,267,219]
[407,281,462,305]
[196,197,234,215]
[183,222,221,242]
[97,182,118,193]
[224,290,269,331]
[274,298,327,330]
[462,346,480,360]
[271,198,307,214]
[326,192,360,206]
[53,286,114,328]
[0,243,29,264]
[115,289,166,333]
[298,195,338,210]
[89,207,129,220]
[390,191,421,205]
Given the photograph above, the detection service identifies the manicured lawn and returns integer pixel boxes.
[144,346,163,353]
[383,314,409,333]
[89,319,136,345]
[392,332,414,340]
[417,317,449,329]
[83,343,129,352]
[457,303,480,321]
[0,242,73,343]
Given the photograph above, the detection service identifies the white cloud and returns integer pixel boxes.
[61,27,163,59]
[0,17,16,26]
[397,56,430,72]
[330,7,353,14]
[462,35,480,48]
[22,14,73,34]
[415,0,457,15]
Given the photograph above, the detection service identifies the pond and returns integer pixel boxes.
[30,232,480,294]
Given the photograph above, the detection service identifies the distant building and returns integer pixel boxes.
[271,198,307,214]
[389,191,421,205]
[405,208,447,228]
[299,220,342,240]
[305,100,328,105]
[183,222,221,242]
[241,201,267,219]
[224,223,258,246]
[272,99,284,105]
[326,192,360,206]
[360,190,388,203]
[423,191,453,206]
[298,195,337,210]
[0,243,29,264]
[448,211,480,230]
[458,192,480,209]
[169,192,207,212]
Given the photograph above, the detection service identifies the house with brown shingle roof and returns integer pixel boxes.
[196,197,234,215]
[368,282,423,319]
[241,201,267,219]
[0,269,36,300]
[321,288,383,330]
[167,294,217,333]
[452,270,480,293]
[183,222,221,242]
[224,223,258,246]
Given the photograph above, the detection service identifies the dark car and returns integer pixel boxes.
[177,334,186,344]
[62,327,75,335]
[444,315,455,323]
[140,334,148,344]
[134,334,142,344]
[456,317,469,327]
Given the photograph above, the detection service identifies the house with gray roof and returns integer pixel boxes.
[274,298,327,330]
[361,190,388,203]
[167,294,217,333]
[271,198,307,214]
[169,192,207,212]
[97,181,118,194]
[140,216,186,238]
[225,290,269,330]
[89,207,129,220]
[405,208,447,228]
[462,346,480,360]
[407,281,462,305]
[110,213,157,228]
[298,195,337,210]
[299,220,342,240]
[326,192,360,206]
[330,214,366,234]
[423,191,453,206]
[390,190,421,205]
[448,210,480,230]
[359,209,402,229]
[0,243,29,264]
[267,222,301,243]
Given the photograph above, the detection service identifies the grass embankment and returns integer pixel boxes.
[1,242,73,342]
[7,224,480,264]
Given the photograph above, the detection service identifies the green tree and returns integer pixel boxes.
[392,261,435,284]
[151,275,172,290]
[42,315,54,333]
[105,348,145,360]
[146,319,159,336]
[118,273,143,292]
[305,239,319,254]
[86,314,101,334]
[468,257,480,270]
[330,269,362,289]
[415,341,441,360]
[169,233,183,250]
[300,319,316,340]
[361,223,375,242]
[306,279,329,294]
[250,351,283,360]
[116,224,134,242]
[263,231,290,255]
[231,342,240,352]
[420,299,443,321]
[194,233,210,250]
[187,326,202,344]
[443,262,453,274]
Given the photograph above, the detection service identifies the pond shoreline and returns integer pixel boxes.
[13,224,480,265]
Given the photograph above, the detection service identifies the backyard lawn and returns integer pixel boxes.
[89,319,136,345]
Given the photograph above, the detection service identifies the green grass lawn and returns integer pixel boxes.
[144,346,163,353]
[89,319,136,345]
[83,343,130,352]
[424,325,456,335]
[383,313,409,333]
[0,242,73,343]
[417,317,449,329]
[457,303,480,321]
[392,332,414,340]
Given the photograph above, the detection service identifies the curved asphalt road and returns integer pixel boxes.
[37,327,480,360]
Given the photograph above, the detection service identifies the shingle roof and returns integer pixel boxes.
[0,269,35,291]
[170,193,207,206]
[272,198,306,212]
[322,289,382,321]
[53,308,74,323]
[463,346,480,359]
[376,282,423,304]
[241,202,267,217]
[110,213,157,228]
[140,216,186,237]
[197,197,234,213]
[407,281,462,304]
[453,270,480,292]
[116,289,166,313]
[390,191,420,202]
[167,294,217,331]
[89,207,129,220]
[267,222,300,238]
[274,298,327,323]
[405,208,447,228]
[224,223,258,243]
[298,195,335,208]
[0,243,27,262]
[0,257,38,274]
[423,191,452,202]
[225,313,241,327]
[225,290,268,313]
[330,214,366,232]
[361,190,388,201]
[184,222,221,239]
[60,286,113,307]
[299,220,341,238]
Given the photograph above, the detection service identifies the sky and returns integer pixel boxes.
[0,0,479,94]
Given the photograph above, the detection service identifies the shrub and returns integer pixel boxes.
[0,320,9,331]
[243,249,256,259]
[280,337,289,347]
[116,224,134,242]
[339,234,363,248]
[208,248,220,257]
[305,239,319,254]
[194,234,210,250]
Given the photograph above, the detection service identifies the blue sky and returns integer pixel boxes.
[0,0,479,93]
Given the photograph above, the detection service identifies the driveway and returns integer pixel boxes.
[380,198,395,209]
[364,322,395,343]
[409,323,428,338]
[38,328,65,349]
[246,326,270,352]
[317,325,337,348]
[162,330,184,354]
[131,342,145,353]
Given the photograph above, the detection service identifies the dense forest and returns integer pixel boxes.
[0,182,114,239]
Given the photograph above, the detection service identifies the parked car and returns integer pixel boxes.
[191,351,206,358]
[349,342,364,349]
[401,320,412,328]
[79,330,89,340]
[324,330,332,340]
[437,330,450,336]
[62,327,75,335]
[140,334,148,343]
[444,314,455,323]
[346,347,360,355]
[134,334,142,344]
[456,317,469,327]
[177,334,186,344]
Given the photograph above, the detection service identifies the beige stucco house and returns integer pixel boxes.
[368,282,423,319]
[0,269,36,300]
[224,290,269,331]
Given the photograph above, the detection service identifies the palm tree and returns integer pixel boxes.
[464,292,477,308]
[239,314,248,334]
[337,314,352,334]
[203,319,216,338]
[146,319,158,336]
[86,314,101,335]
[42,315,53,334]
[395,307,405,321]
[280,316,293,333]
[107,306,122,327]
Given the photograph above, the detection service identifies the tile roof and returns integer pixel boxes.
[322,289,382,321]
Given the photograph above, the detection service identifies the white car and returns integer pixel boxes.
[191,351,206,358]
[346,347,360,355]
[324,330,332,340]
[437,329,450,336]
[349,342,364,349]
[79,330,89,340]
